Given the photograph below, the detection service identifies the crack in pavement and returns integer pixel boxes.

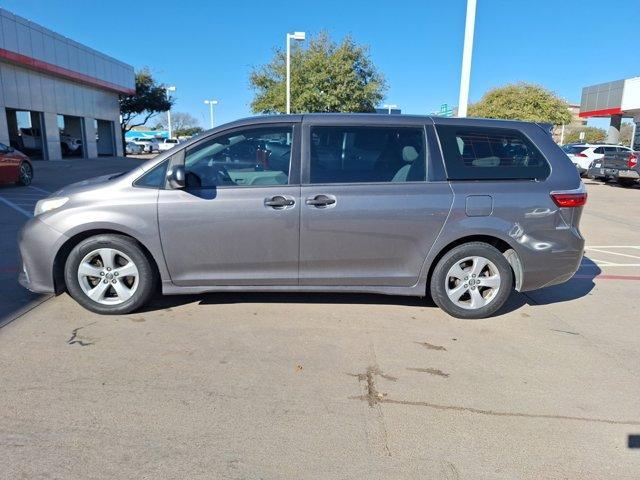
[67,323,97,347]
[414,341,447,351]
[406,367,450,377]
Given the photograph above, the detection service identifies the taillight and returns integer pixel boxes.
[575,152,588,157]
[550,185,588,208]
[628,153,638,169]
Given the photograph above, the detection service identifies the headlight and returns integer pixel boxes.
[34,197,69,216]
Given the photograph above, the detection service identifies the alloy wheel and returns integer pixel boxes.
[77,248,139,305]
[445,256,501,310]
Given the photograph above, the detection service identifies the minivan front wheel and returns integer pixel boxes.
[430,242,513,319]
[64,234,156,315]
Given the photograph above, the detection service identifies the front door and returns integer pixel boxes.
[299,123,452,287]
[158,123,301,286]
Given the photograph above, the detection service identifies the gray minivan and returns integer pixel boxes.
[18,114,586,319]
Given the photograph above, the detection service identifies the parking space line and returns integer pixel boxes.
[0,195,33,218]
[28,186,51,195]
[586,248,640,260]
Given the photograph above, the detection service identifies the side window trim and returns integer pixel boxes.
[300,123,429,185]
[176,122,301,189]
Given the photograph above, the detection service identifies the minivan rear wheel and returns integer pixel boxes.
[430,242,513,319]
[64,234,156,315]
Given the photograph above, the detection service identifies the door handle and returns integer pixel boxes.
[305,194,336,207]
[264,195,295,208]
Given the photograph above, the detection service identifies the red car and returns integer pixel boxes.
[0,142,33,186]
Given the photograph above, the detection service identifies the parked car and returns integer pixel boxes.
[18,114,586,319]
[158,138,180,152]
[125,142,143,155]
[563,143,634,176]
[10,127,42,152]
[587,149,639,187]
[0,142,33,186]
[131,137,159,153]
[60,134,83,155]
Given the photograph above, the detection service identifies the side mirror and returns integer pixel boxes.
[167,165,185,189]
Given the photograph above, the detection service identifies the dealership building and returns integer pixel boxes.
[0,8,134,160]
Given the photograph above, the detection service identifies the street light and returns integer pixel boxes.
[383,103,398,114]
[165,85,176,139]
[286,31,306,114]
[457,0,477,118]
[204,99,218,129]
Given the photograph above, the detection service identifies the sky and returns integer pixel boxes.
[3,0,639,129]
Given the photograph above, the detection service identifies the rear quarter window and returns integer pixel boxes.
[436,126,550,180]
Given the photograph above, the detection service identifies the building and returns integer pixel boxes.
[0,8,134,160]
[579,77,640,146]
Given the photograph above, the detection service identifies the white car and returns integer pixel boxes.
[60,133,82,155]
[131,137,160,153]
[158,138,180,151]
[562,143,635,175]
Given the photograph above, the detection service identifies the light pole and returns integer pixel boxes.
[165,85,176,138]
[457,0,477,118]
[383,103,398,114]
[204,99,218,129]
[286,31,306,114]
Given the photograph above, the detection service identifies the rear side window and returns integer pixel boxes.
[564,146,587,154]
[436,126,550,180]
[309,126,426,184]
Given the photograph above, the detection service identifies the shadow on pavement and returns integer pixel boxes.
[139,257,600,317]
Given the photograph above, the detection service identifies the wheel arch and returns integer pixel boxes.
[424,234,524,293]
[52,228,161,295]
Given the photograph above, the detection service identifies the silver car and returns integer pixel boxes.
[19,114,586,319]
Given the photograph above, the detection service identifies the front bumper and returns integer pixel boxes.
[18,216,69,294]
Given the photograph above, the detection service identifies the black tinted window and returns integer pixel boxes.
[134,160,168,188]
[184,127,292,188]
[436,126,550,180]
[564,146,587,154]
[309,126,426,184]
[594,147,604,154]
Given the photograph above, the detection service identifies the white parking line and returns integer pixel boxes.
[0,195,33,218]
[28,186,51,195]
[587,248,640,260]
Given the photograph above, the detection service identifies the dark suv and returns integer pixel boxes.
[19,114,586,319]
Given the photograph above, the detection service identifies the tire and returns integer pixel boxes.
[64,234,156,315]
[618,178,637,188]
[16,161,33,186]
[430,242,513,319]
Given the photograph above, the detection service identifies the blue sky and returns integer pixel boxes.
[4,0,639,128]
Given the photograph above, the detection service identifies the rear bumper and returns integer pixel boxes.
[588,166,640,181]
[18,217,68,294]
[518,228,585,292]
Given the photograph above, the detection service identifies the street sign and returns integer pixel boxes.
[431,103,454,117]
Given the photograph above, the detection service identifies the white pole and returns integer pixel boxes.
[457,0,477,118]
[209,102,214,129]
[286,33,291,114]
[630,119,637,149]
[560,123,565,145]
[167,109,172,140]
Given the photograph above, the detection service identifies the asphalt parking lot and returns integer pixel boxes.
[1,168,639,478]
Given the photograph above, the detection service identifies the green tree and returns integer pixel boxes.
[250,32,387,114]
[619,122,633,146]
[468,83,572,125]
[563,126,606,144]
[119,68,173,149]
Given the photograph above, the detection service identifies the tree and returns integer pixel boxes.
[250,32,387,114]
[620,122,634,146]
[563,126,606,144]
[468,83,572,125]
[154,112,203,137]
[119,68,173,143]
